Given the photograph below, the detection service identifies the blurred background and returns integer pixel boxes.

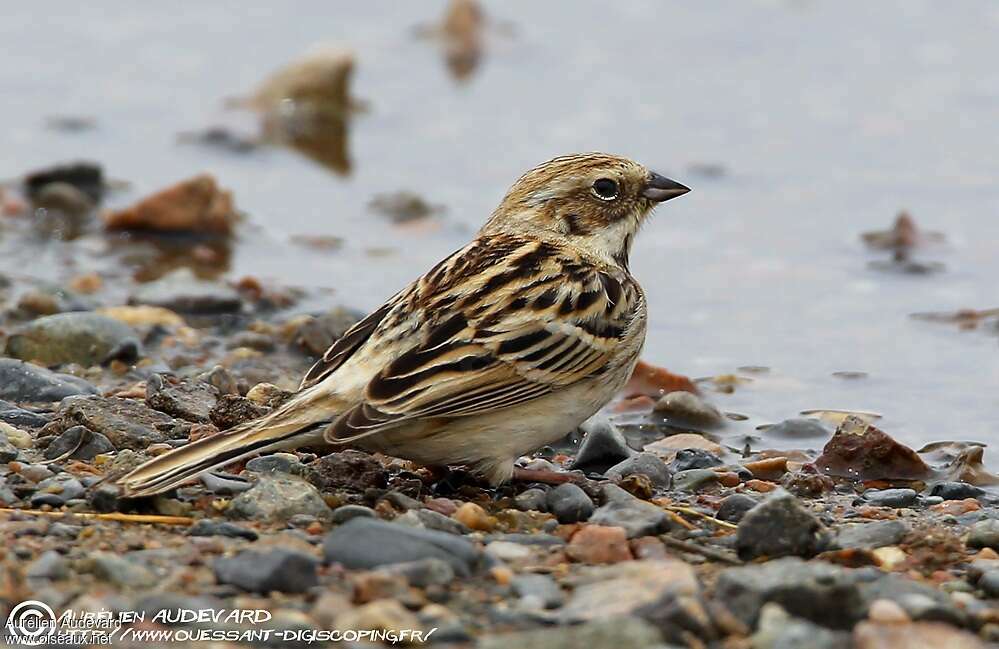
[1,0,997,459]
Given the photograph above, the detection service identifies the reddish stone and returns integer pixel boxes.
[566,525,633,564]
[743,457,788,480]
[746,479,778,493]
[815,416,930,481]
[104,174,237,235]
[424,497,458,516]
[622,359,698,399]
[929,498,980,516]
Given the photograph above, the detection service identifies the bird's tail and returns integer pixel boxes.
[118,391,332,498]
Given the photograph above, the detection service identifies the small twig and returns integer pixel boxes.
[0,508,193,526]
[660,535,742,565]
[665,505,738,530]
[663,509,697,531]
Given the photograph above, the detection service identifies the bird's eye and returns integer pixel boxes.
[591,178,619,201]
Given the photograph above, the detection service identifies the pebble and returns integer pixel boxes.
[931,481,985,500]
[752,603,851,649]
[512,573,564,609]
[717,493,758,523]
[0,421,33,448]
[330,504,376,524]
[5,313,141,366]
[515,488,548,512]
[654,390,725,427]
[978,570,999,597]
[479,617,664,649]
[559,560,699,623]
[188,519,259,541]
[486,541,533,562]
[244,452,303,475]
[0,432,19,462]
[570,415,633,473]
[868,598,911,623]
[853,621,984,649]
[671,448,724,471]
[815,416,930,481]
[764,417,832,438]
[44,395,178,450]
[736,489,826,560]
[716,558,867,629]
[546,483,594,523]
[396,508,470,535]
[968,519,999,550]
[605,452,671,488]
[381,558,456,587]
[0,359,98,402]
[0,404,49,430]
[227,474,333,523]
[452,501,496,531]
[214,548,318,593]
[292,306,363,356]
[130,268,243,314]
[91,553,158,588]
[104,174,238,235]
[644,432,724,456]
[589,484,671,538]
[322,517,482,576]
[209,394,268,430]
[332,599,423,641]
[834,520,909,550]
[566,525,632,564]
[672,468,720,491]
[26,161,104,202]
[863,488,918,508]
[145,374,218,423]
[43,425,115,460]
[26,550,70,580]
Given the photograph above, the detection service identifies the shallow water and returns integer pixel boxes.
[2,1,997,460]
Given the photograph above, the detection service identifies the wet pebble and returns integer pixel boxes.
[717,493,758,523]
[188,519,259,541]
[43,425,114,460]
[863,488,918,508]
[546,483,594,524]
[654,390,724,427]
[816,416,930,481]
[605,452,671,488]
[0,403,50,429]
[571,415,633,473]
[227,474,333,523]
[0,359,98,403]
[105,174,238,236]
[32,474,85,506]
[672,468,720,492]
[931,481,984,501]
[589,484,670,538]
[736,490,826,560]
[566,525,632,564]
[5,313,141,366]
[214,548,318,593]
[671,448,723,471]
[764,417,832,439]
[200,472,254,495]
[322,517,481,576]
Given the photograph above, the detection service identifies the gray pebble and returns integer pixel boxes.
[515,488,548,512]
[214,548,318,593]
[863,488,918,508]
[605,453,671,488]
[546,483,594,524]
[717,493,758,523]
[188,519,259,541]
[331,504,376,524]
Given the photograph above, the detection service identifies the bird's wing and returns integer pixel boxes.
[323,234,641,443]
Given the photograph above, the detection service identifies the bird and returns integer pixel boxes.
[119,153,690,497]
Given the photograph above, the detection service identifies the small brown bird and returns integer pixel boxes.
[120,153,689,497]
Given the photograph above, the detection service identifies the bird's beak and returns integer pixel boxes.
[642,172,690,203]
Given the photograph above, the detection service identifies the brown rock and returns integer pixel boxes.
[854,621,983,649]
[943,446,999,486]
[743,457,788,480]
[623,359,698,398]
[245,47,355,112]
[566,525,632,564]
[307,450,387,492]
[814,416,930,481]
[104,174,238,235]
[746,479,778,493]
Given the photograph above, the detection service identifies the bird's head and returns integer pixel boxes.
[482,152,689,268]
